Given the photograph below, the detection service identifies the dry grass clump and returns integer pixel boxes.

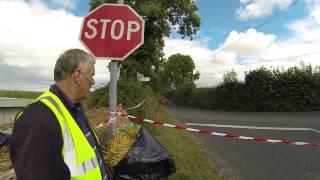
[0,123,12,172]
[0,123,15,179]
[86,107,109,126]
[0,123,12,131]
[86,107,142,167]
[103,122,141,167]
[0,145,11,172]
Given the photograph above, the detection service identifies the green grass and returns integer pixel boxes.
[145,123,221,179]
[131,92,223,180]
[0,90,42,99]
[88,86,223,179]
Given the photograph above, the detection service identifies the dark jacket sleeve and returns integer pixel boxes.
[10,102,70,180]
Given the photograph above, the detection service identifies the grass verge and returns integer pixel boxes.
[0,88,224,179]
[87,92,223,179]
[0,90,42,99]
[140,92,222,179]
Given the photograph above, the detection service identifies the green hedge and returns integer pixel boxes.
[183,63,320,112]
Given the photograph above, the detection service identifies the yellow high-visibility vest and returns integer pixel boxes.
[35,91,103,180]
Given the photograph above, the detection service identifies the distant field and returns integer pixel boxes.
[0,90,42,99]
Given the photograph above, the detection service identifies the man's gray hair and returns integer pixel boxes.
[54,49,95,81]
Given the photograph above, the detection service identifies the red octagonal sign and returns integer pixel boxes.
[80,4,144,60]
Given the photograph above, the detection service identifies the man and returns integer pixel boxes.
[10,49,111,180]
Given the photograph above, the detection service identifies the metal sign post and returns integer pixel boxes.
[80,0,144,138]
[109,61,118,137]
[109,0,124,137]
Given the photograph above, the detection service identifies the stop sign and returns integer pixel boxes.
[80,4,144,60]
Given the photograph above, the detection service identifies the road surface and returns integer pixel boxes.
[167,105,320,180]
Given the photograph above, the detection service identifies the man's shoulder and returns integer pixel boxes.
[14,101,60,130]
[21,101,53,118]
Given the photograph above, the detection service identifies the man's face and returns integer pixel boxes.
[78,63,95,100]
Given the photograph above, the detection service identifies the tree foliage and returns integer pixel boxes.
[160,54,200,105]
[89,0,201,92]
[223,69,238,83]
[162,53,199,90]
[172,81,196,105]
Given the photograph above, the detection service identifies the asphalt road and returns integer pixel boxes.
[167,105,320,180]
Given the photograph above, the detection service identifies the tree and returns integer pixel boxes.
[161,53,200,92]
[89,0,201,92]
[173,81,195,105]
[223,69,238,83]
[244,67,275,111]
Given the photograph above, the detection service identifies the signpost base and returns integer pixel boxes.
[109,60,118,137]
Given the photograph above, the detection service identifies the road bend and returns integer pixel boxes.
[167,105,320,180]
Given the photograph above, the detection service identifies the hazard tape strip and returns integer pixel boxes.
[95,114,120,130]
[127,114,320,148]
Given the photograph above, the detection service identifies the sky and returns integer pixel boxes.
[0,0,320,91]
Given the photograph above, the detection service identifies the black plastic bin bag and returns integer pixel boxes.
[114,127,176,180]
[0,131,10,148]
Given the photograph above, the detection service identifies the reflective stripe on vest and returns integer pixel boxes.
[36,92,102,179]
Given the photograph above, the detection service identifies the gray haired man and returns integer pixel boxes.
[10,49,111,180]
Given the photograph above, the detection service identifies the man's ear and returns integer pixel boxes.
[72,68,81,85]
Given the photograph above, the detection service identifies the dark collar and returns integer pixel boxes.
[50,84,80,110]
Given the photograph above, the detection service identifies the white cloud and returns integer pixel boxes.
[164,38,246,87]
[287,0,320,42]
[310,0,320,23]
[221,28,276,55]
[164,39,209,64]
[0,0,109,91]
[164,38,222,86]
[236,0,294,21]
[50,0,76,10]
[288,19,320,42]
[207,0,320,85]
[164,20,320,87]
[212,51,237,65]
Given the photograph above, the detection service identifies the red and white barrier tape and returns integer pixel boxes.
[95,116,118,130]
[95,102,145,130]
[127,114,320,148]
